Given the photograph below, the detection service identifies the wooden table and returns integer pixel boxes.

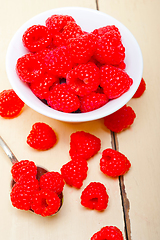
[0,0,159,239]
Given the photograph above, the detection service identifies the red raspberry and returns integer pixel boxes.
[27,122,57,150]
[69,131,101,161]
[92,25,121,40]
[53,21,83,47]
[67,33,97,64]
[60,158,88,188]
[47,83,80,113]
[91,226,124,240]
[10,184,33,211]
[94,30,125,65]
[79,92,108,113]
[80,182,109,211]
[45,14,76,34]
[40,171,65,195]
[22,25,52,52]
[100,65,133,99]
[30,72,59,100]
[44,46,73,78]
[0,89,24,118]
[133,78,146,98]
[16,53,44,83]
[16,174,39,191]
[66,62,100,96]
[104,105,136,132]
[31,189,61,216]
[11,160,37,182]
[100,148,131,177]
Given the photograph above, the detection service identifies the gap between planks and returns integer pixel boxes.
[111,131,131,240]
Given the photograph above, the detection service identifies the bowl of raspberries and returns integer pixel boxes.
[6,7,143,122]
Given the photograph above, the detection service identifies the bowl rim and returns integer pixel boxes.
[6,6,143,122]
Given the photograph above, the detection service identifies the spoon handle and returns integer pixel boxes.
[0,136,18,165]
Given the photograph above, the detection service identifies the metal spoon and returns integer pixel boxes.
[0,135,63,214]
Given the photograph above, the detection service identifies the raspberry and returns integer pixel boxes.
[27,122,57,150]
[66,62,100,96]
[91,226,124,240]
[16,53,44,83]
[47,83,80,113]
[104,105,136,132]
[60,158,88,188]
[16,174,39,191]
[10,184,33,211]
[67,33,97,64]
[133,78,146,98]
[79,92,108,113]
[0,89,24,118]
[100,65,133,99]
[80,182,109,211]
[30,72,59,100]
[11,160,37,182]
[45,14,76,34]
[94,30,125,65]
[40,171,65,195]
[53,21,83,47]
[92,25,121,40]
[69,131,101,161]
[31,189,61,216]
[100,148,131,177]
[22,25,52,52]
[44,46,73,78]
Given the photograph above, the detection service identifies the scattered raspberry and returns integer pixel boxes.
[79,92,108,113]
[94,30,125,65]
[133,78,146,98]
[10,184,33,210]
[91,226,124,240]
[66,62,100,96]
[69,131,101,161]
[81,182,109,211]
[22,25,52,52]
[44,46,73,78]
[104,105,136,132]
[67,33,97,64]
[27,122,57,150]
[45,14,76,34]
[16,53,44,83]
[60,158,88,188]
[53,21,83,47]
[31,189,61,217]
[47,83,80,113]
[30,73,59,100]
[100,148,131,177]
[40,171,65,195]
[0,89,24,118]
[11,160,37,182]
[100,65,133,99]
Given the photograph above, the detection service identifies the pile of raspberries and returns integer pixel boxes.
[16,14,134,113]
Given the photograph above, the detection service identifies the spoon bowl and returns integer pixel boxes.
[0,135,63,215]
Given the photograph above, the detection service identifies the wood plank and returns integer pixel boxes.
[0,1,125,239]
[98,0,160,239]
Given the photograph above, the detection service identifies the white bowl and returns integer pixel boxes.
[6,7,143,122]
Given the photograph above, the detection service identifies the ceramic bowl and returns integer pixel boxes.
[6,7,143,122]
